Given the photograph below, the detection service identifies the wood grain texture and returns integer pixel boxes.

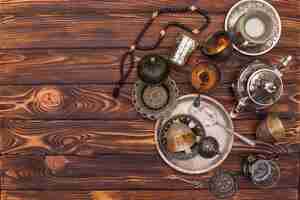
[0,154,298,190]
[1,0,298,17]
[0,189,298,200]
[0,48,298,84]
[0,84,297,120]
[0,0,299,199]
[1,119,299,156]
[0,120,155,155]
[0,14,299,49]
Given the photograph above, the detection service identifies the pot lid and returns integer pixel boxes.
[137,54,169,84]
[247,69,283,106]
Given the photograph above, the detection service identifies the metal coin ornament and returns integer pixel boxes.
[170,34,199,66]
[241,155,281,188]
[209,170,239,199]
[191,64,221,93]
[159,114,206,160]
[201,31,233,60]
[142,85,169,110]
[231,55,292,118]
[198,136,220,158]
[138,54,169,84]
[132,78,179,120]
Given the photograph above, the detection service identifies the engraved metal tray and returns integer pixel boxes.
[132,77,179,120]
[155,94,234,174]
[224,0,281,56]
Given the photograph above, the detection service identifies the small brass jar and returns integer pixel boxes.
[256,113,285,143]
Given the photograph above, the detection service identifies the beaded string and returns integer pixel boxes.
[112,5,210,98]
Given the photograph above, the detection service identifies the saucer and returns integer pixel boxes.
[224,0,281,56]
[155,94,234,174]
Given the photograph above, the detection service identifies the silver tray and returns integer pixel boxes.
[224,0,281,56]
[155,94,234,174]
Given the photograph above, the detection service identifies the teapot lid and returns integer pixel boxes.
[138,54,169,84]
[247,69,283,106]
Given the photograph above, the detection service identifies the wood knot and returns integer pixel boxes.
[45,156,68,173]
[36,87,64,112]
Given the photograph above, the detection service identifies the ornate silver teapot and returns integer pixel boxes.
[231,55,292,118]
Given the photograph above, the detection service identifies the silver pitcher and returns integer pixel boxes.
[231,55,292,118]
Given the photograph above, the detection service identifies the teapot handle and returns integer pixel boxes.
[230,97,249,118]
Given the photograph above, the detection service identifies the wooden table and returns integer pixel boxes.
[0,0,299,199]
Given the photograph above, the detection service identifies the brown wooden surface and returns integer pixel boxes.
[0,48,298,85]
[0,0,299,200]
[0,84,296,120]
[0,190,298,200]
[0,154,298,190]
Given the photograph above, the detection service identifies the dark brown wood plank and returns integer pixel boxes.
[0,48,298,84]
[0,83,296,120]
[0,189,298,200]
[1,0,298,18]
[0,120,155,155]
[1,119,298,156]
[0,14,299,49]
[0,154,298,190]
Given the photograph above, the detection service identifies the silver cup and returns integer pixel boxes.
[234,11,273,48]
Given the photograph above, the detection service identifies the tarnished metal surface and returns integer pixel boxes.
[132,77,179,120]
[155,94,234,174]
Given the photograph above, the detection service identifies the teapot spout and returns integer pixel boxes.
[230,97,249,118]
[276,55,293,71]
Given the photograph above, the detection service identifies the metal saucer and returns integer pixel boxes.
[132,77,179,120]
[155,94,234,174]
[224,0,281,56]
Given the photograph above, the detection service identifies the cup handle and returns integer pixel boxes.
[239,40,250,48]
[228,31,252,48]
[230,97,249,118]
